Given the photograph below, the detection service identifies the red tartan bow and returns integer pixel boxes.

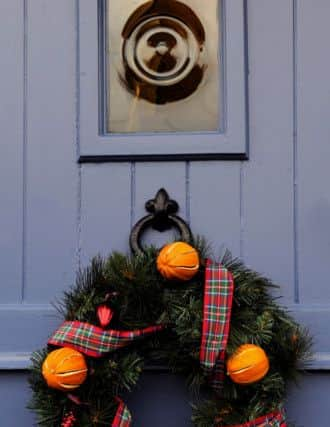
[48,321,164,358]
[49,321,163,427]
[112,398,132,427]
[200,259,234,393]
[227,410,287,427]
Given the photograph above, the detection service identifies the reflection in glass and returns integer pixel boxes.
[105,0,221,133]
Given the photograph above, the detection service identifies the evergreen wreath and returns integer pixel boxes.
[29,237,311,427]
[28,189,311,427]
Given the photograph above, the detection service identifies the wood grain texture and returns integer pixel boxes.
[80,164,131,264]
[0,0,24,302]
[295,0,330,303]
[24,0,77,302]
[242,0,295,303]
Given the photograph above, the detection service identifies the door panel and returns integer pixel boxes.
[80,164,132,262]
[2,372,329,427]
[190,162,241,256]
[296,1,330,304]
[0,373,36,427]
[0,0,24,303]
[1,1,330,426]
[24,0,77,303]
[0,0,77,367]
[243,0,295,304]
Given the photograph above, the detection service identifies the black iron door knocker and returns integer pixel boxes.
[130,188,192,255]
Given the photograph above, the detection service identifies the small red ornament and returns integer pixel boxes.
[61,411,76,427]
[97,304,114,328]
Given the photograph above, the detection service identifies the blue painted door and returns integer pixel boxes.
[1,1,330,426]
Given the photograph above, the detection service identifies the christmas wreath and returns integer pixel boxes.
[28,187,311,427]
[29,237,311,427]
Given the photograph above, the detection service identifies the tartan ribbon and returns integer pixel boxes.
[112,398,132,427]
[225,410,287,427]
[200,259,234,393]
[48,321,164,358]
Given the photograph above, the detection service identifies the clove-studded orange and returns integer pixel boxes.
[156,241,200,281]
[227,344,270,384]
[42,347,88,391]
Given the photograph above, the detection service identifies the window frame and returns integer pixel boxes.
[77,0,249,163]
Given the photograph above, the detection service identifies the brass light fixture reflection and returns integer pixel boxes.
[120,0,206,104]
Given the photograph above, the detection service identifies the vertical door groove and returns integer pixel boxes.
[130,162,136,229]
[239,161,245,260]
[185,162,191,224]
[292,0,300,303]
[0,0,24,303]
[22,0,28,302]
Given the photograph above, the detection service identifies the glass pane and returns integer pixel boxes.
[105,0,221,133]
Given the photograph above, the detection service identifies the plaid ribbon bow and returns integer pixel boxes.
[227,410,287,427]
[112,398,132,427]
[48,321,164,358]
[49,321,164,426]
[200,259,234,393]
